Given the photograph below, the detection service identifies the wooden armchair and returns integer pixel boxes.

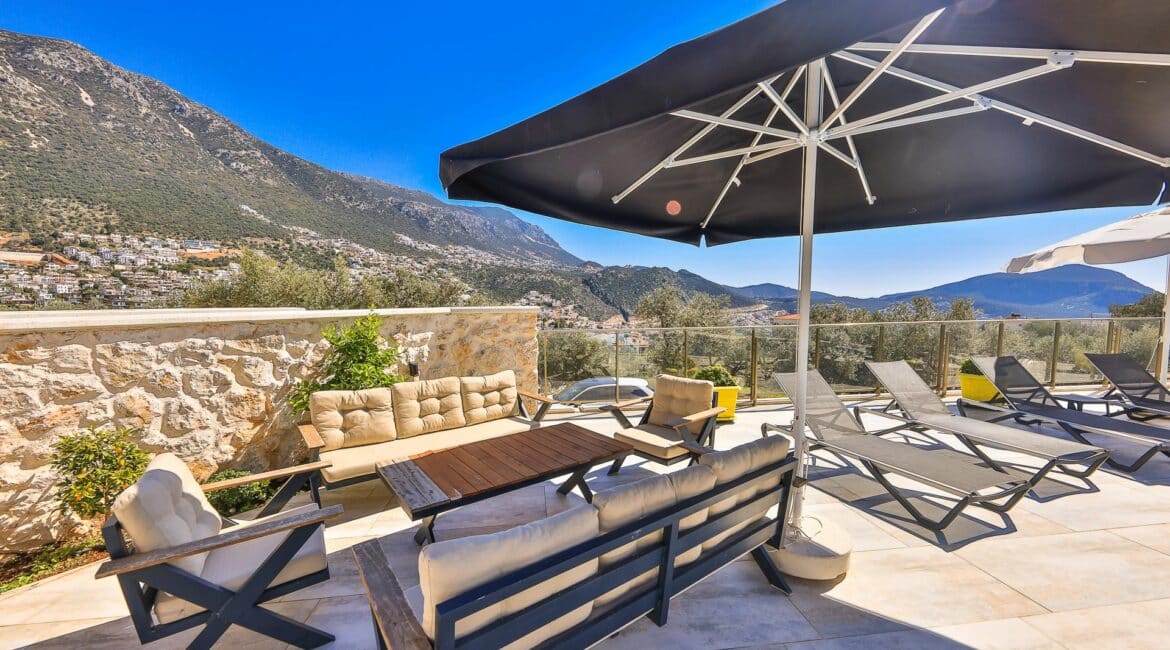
[96,454,342,649]
[602,374,724,467]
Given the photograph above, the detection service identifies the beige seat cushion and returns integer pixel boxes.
[699,436,791,552]
[320,416,537,483]
[154,504,327,623]
[461,370,519,424]
[418,505,599,648]
[310,388,396,451]
[614,423,690,460]
[393,377,467,438]
[647,374,713,428]
[591,465,716,608]
[111,453,222,577]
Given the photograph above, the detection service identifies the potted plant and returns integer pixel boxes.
[958,359,1000,402]
[289,313,407,415]
[693,365,739,422]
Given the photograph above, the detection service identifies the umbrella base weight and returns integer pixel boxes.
[771,515,852,581]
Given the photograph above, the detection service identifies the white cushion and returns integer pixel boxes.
[319,416,537,483]
[647,374,713,428]
[613,423,690,460]
[393,377,467,438]
[154,504,327,623]
[309,388,396,451]
[111,453,221,577]
[461,370,519,425]
[418,505,599,647]
[698,436,791,552]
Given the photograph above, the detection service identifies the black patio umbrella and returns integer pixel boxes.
[439,0,1170,561]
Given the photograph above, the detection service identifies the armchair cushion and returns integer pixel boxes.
[393,377,467,439]
[647,374,714,428]
[613,423,691,460]
[153,504,328,623]
[418,505,599,647]
[461,370,519,425]
[110,453,222,577]
[310,388,397,451]
[698,435,791,551]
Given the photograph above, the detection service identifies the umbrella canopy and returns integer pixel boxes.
[441,0,1170,246]
[1007,206,1170,381]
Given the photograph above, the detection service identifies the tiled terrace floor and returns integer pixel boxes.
[4,398,1170,649]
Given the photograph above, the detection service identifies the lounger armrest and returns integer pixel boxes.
[600,396,654,412]
[761,422,794,435]
[666,406,726,431]
[201,461,332,493]
[854,405,914,424]
[516,388,555,404]
[96,504,343,579]
[353,540,431,650]
[298,423,326,451]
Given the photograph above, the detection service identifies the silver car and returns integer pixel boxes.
[552,377,654,405]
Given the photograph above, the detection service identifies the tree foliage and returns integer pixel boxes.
[289,313,406,413]
[51,427,149,519]
[542,331,612,387]
[1110,292,1165,317]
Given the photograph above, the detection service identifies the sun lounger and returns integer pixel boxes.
[865,360,1108,486]
[1084,352,1170,420]
[768,371,1030,531]
[969,356,1170,472]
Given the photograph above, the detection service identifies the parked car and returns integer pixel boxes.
[552,377,654,405]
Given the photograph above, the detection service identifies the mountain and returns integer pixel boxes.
[730,265,1153,317]
[0,30,580,266]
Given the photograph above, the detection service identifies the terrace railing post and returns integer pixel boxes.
[614,333,621,402]
[750,328,759,406]
[1049,321,1062,387]
[1105,320,1115,358]
[682,329,689,376]
[542,334,549,395]
[813,327,822,370]
[996,320,1006,357]
[874,324,886,394]
[936,323,948,394]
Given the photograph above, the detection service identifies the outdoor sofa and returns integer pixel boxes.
[352,435,796,649]
[300,370,555,488]
[601,373,725,467]
[865,360,1108,487]
[770,371,1030,531]
[968,356,1170,472]
[96,453,342,649]
[1084,352,1170,420]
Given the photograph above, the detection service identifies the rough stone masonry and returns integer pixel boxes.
[0,307,539,552]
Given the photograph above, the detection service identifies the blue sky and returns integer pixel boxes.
[3,1,1164,296]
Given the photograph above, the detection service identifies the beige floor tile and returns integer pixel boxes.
[790,546,1046,635]
[1022,597,1170,650]
[1109,522,1170,555]
[957,529,1170,611]
[303,594,378,649]
[801,503,907,552]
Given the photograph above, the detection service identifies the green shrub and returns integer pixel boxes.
[289,312,406,413]
[693,365,737,387]
[959,359,983,375]
[204,469,279,516]
[51,427,149,519]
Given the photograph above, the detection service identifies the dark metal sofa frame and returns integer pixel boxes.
[354,452,797,649]
[600,392,724,469]
[96,462,341,650]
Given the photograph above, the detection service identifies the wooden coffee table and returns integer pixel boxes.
[376,422,633,544]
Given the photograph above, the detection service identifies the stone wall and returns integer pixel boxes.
[0,306,539,552]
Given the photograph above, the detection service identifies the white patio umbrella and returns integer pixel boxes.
[1006,205,1170,382]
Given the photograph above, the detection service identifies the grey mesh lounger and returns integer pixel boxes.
[865,360,1108,486]
[768,371,1030,531]
[969,356,1170,472]
[1084,352,1170,420]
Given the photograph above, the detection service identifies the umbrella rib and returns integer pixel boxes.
[700,102,783,230]
[668,139,798,167]
[820,59,874,205]
[822,8,945,130]
[671,110,803,141]
[833,50,1170,168]
[848,42,1170,67]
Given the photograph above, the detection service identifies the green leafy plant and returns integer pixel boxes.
[0,535,105,594]
[289,312,406,414]
[204,469,280,516]
[51,426,150,520]
[959,359,983,375]
[693,365,737,387]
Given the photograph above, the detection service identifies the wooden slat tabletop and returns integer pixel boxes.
[377,422,632,516]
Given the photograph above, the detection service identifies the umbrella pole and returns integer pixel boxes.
[1161,255,1170,385]
[773,58,852,581]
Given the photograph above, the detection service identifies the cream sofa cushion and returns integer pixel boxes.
[647,374,713,428]
[591,465,716,608]
[393,377,467,438]
[614,423,690,460]
[419,505,599,647]
[111,453,222,577]
[320,416,537,483]
[310,388,396,452]
[154,504,327,623]
[461,370,519,425]
[699,435,791,552]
